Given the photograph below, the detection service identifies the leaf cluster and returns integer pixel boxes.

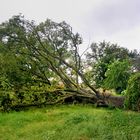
[125,73,140,111]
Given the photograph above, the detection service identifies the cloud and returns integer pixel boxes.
[84,0,140,35]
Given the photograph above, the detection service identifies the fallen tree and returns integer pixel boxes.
[0,15,124,111]
[0,88,125,112]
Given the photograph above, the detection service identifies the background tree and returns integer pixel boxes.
[86,41,139,88]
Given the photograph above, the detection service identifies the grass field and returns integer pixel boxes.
[0,105,140,140]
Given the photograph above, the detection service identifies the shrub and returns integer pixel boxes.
[124,73,140,111]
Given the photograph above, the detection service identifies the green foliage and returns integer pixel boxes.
[93,61,108,87]
[0,84,66,112]
[125,73,140,111]
[104,60,131,93]
[86,41,139,87]
[0,14,83,90]
[0,105,140,140]
[0,93,12,112]
[0,43,32,92]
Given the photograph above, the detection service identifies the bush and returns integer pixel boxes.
[124,73,140,111]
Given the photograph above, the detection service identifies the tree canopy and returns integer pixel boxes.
[86,41,139,87]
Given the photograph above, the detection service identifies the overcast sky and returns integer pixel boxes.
[1,0,140,52]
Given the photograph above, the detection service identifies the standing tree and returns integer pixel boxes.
[86,41,139,88]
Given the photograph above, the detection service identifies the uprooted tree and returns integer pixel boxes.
[0,15,132,110]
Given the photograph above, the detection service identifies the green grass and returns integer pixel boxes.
[0,105,140,140]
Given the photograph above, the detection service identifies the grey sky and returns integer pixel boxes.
[88,0,140,32]
[0,0,140,52]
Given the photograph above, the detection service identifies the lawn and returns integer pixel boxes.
[0,105,140,140]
